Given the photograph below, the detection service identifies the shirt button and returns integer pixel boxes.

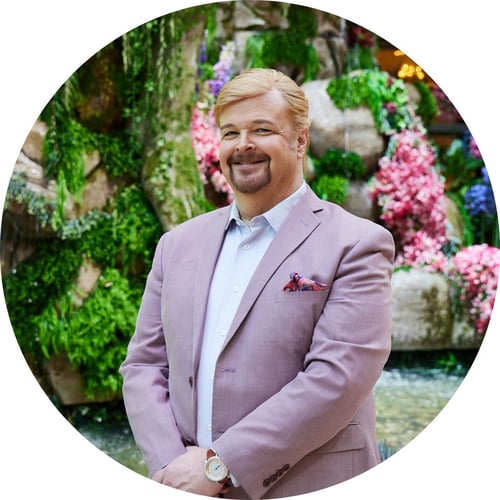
[220,329,228,336]
[208,424,212,431]
[232,285,240,293]
[243,244,250,250]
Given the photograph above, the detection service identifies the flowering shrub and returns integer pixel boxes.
[190,41,235,206]
[370,129,447,246]
[448,244,500,335]
[395,230,447,273]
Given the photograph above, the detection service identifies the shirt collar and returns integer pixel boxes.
[225,181,307,233]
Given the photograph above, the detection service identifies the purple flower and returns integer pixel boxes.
[465,182,496,216]
[199,39,208,65]
[205,42,235,98]
[465,167,496,217]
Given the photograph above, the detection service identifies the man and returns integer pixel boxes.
[120,68,394,499]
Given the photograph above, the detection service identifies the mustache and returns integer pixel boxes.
[228,152,270,165]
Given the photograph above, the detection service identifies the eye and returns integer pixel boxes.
[255,128,272,134]
[221,130,238,139]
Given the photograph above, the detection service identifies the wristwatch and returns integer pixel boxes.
[204,448,230,483]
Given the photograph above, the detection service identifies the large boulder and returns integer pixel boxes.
[391,269,452,350]
[301,79,385,172]
[391,269,483,350]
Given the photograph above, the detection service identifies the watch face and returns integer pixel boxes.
[205,456,228,482]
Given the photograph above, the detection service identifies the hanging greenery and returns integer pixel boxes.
[4,8,209,398]
[36,268,143,398]
[245,4,320,81]
[80,185,162,277]
[412,81,438,126]
[3,239,84,369]
[327,69,414,135]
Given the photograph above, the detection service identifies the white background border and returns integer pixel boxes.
[1,1,498,498]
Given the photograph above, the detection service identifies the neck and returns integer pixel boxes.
[234,179,303,222]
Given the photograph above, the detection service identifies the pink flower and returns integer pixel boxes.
[370,129,447,246]
[395,231,447,273]
[447,244,500,335]
[190,104,233,206]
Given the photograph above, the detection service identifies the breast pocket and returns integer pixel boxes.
[275,289,330,303]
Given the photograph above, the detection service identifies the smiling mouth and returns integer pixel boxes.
[229,155,268,167]
[232,160,264,167]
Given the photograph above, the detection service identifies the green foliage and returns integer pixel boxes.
[327,70,414,135]
[95,131,142,179]
[5,172,110,239]
[345,45,378,72]
[311,175,349,205]
[413,81,438,126]
[438,138,483,192]
[310,141,367,209]
[437,138,498,245]
[36,268,143,397]
[4,182,161,395]
[42,114,90,200]
[314,147,366,180]
[3,239,84,365]
[386,350,474,376]
[81,185,162,276]
[5,10,206,402]
[199,4,219,66]
[5,173,54,227]
[245,4,319,81]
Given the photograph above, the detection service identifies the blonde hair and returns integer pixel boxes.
[214,68,311,132]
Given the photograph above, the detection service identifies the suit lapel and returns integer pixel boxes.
[191,207,231,367]
[223,188,323,347]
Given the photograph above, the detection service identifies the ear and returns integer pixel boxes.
[296,128,309,158]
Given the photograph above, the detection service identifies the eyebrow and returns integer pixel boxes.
[219,119,277,131]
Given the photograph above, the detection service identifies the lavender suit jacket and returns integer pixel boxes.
[120,186,395,499]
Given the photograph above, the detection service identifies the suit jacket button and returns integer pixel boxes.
[270,473,278,482]
[263,478,271,487]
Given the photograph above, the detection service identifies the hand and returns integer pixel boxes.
[152,446,229,497]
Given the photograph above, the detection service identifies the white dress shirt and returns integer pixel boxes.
[196,182,307,448]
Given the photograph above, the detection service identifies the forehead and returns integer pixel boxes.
[219,89,290,128]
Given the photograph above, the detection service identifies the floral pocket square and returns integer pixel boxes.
[283,272,328,292]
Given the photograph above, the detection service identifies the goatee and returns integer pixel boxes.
[227,153,271,194]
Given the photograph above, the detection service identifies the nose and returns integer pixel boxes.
[235,130,255,152]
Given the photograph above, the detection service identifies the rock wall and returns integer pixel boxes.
[2,3,482,355]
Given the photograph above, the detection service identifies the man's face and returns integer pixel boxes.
[218,89,308,206]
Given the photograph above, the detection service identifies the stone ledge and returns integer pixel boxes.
[391,269,483,351]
